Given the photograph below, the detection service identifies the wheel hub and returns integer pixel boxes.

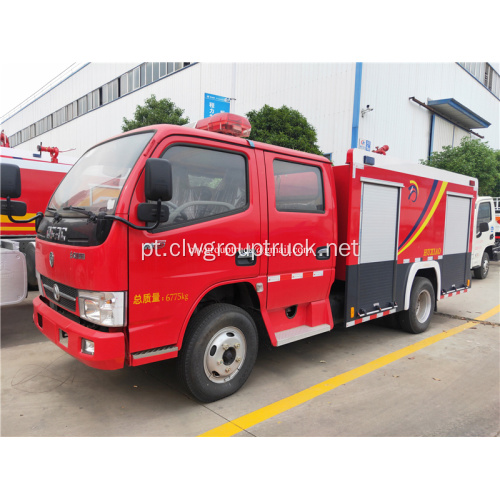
[415,289,432,323]
[204,327,246,384]
[483,259,489,274]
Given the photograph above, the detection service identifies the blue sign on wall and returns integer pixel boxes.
[204,93,231,118]
[358,138,371,151]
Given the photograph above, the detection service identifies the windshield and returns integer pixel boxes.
[48,132,154,216]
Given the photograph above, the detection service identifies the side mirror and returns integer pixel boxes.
[1,163,27,217]
[1,199,27,216]
[1,163,22,198]
[137,203,169,223]
[144,158,172,201]
[479,222,489,233]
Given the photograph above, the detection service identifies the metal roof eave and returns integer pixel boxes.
[427,98,491,129]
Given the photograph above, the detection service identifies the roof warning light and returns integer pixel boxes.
[193,113,252,138]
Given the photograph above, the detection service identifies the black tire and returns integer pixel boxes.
[473,252,489,279]
[399,277,435,334]
[25,243,38,290]
[177,304,259,403]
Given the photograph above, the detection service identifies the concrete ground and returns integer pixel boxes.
[1,263,499,437]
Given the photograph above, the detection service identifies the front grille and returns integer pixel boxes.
[41,275,77,312]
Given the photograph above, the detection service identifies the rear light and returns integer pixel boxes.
[193,113,252,138]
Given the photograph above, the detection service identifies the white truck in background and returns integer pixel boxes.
[471,196,500,279]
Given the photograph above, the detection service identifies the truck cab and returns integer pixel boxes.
[471,196,500,279]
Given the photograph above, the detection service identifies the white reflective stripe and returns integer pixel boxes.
[403,259,410,264]
[415,257,421,262]
[292,273,303,280]
[268,275,280,283]
[313,270,323,277]
[427,256,434,261]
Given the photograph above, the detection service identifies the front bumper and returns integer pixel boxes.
[33,296,125,370]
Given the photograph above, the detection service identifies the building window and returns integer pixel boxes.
[87,92,93,111]
[459,62,499,99]
[153,62,160,82]
[8,62,195,145]
[66,101,77,121]
[133,67,140,90]
[120,74,129,96]
[104,79,119,103]
[485,64,494,91]
[77,96,88,116]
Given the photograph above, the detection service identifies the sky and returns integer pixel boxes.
[0,63,78,122]
[0,5,496,127]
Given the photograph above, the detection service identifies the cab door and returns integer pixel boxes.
[472,199,494,267]
[127,136,261,354]
[264,153,335,311]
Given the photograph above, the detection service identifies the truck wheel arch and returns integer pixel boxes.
[177,281,265,349]
[404,261,440,310]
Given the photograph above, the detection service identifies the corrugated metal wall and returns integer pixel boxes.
[359,63,498,162]
[2,63,498,164]
[433,116,455,153]
[432,116,471,154]
[2,63,357,163]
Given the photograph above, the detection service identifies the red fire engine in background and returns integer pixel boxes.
[1,113,478,402]
[0,143,76,305]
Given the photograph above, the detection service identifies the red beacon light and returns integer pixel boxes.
[373,145,389,155]
[194,113,252,138]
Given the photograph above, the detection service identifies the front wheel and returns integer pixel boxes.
[473,252,489,279]
[399,277,435,334]
[177,304,258,403]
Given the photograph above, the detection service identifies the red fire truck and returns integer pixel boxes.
[1,113,477,402]
[0,145,75,305]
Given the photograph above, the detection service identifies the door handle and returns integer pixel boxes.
[235,248,257,266]
[316,246,330,260]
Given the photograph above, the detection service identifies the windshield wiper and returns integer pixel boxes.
[46,206,62,222]
[62,206,98,220]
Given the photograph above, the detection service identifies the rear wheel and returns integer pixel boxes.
[177,303,258,403]
[399,277,435,334]
[473,252,489,279]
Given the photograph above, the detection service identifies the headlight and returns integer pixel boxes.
[78,291,126,327]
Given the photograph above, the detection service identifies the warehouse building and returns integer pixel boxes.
[1,62,499,164]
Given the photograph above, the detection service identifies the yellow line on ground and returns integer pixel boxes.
[199,304,500,437]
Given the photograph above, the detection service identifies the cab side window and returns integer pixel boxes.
[156,145,247,229]
[477,202,491,232]
[273,160,324,213]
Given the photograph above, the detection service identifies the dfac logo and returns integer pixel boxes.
[408,180,419,202]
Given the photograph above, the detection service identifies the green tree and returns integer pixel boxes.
[122,94,189,132]
[421,137,500,196]
[246,105,323,156]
